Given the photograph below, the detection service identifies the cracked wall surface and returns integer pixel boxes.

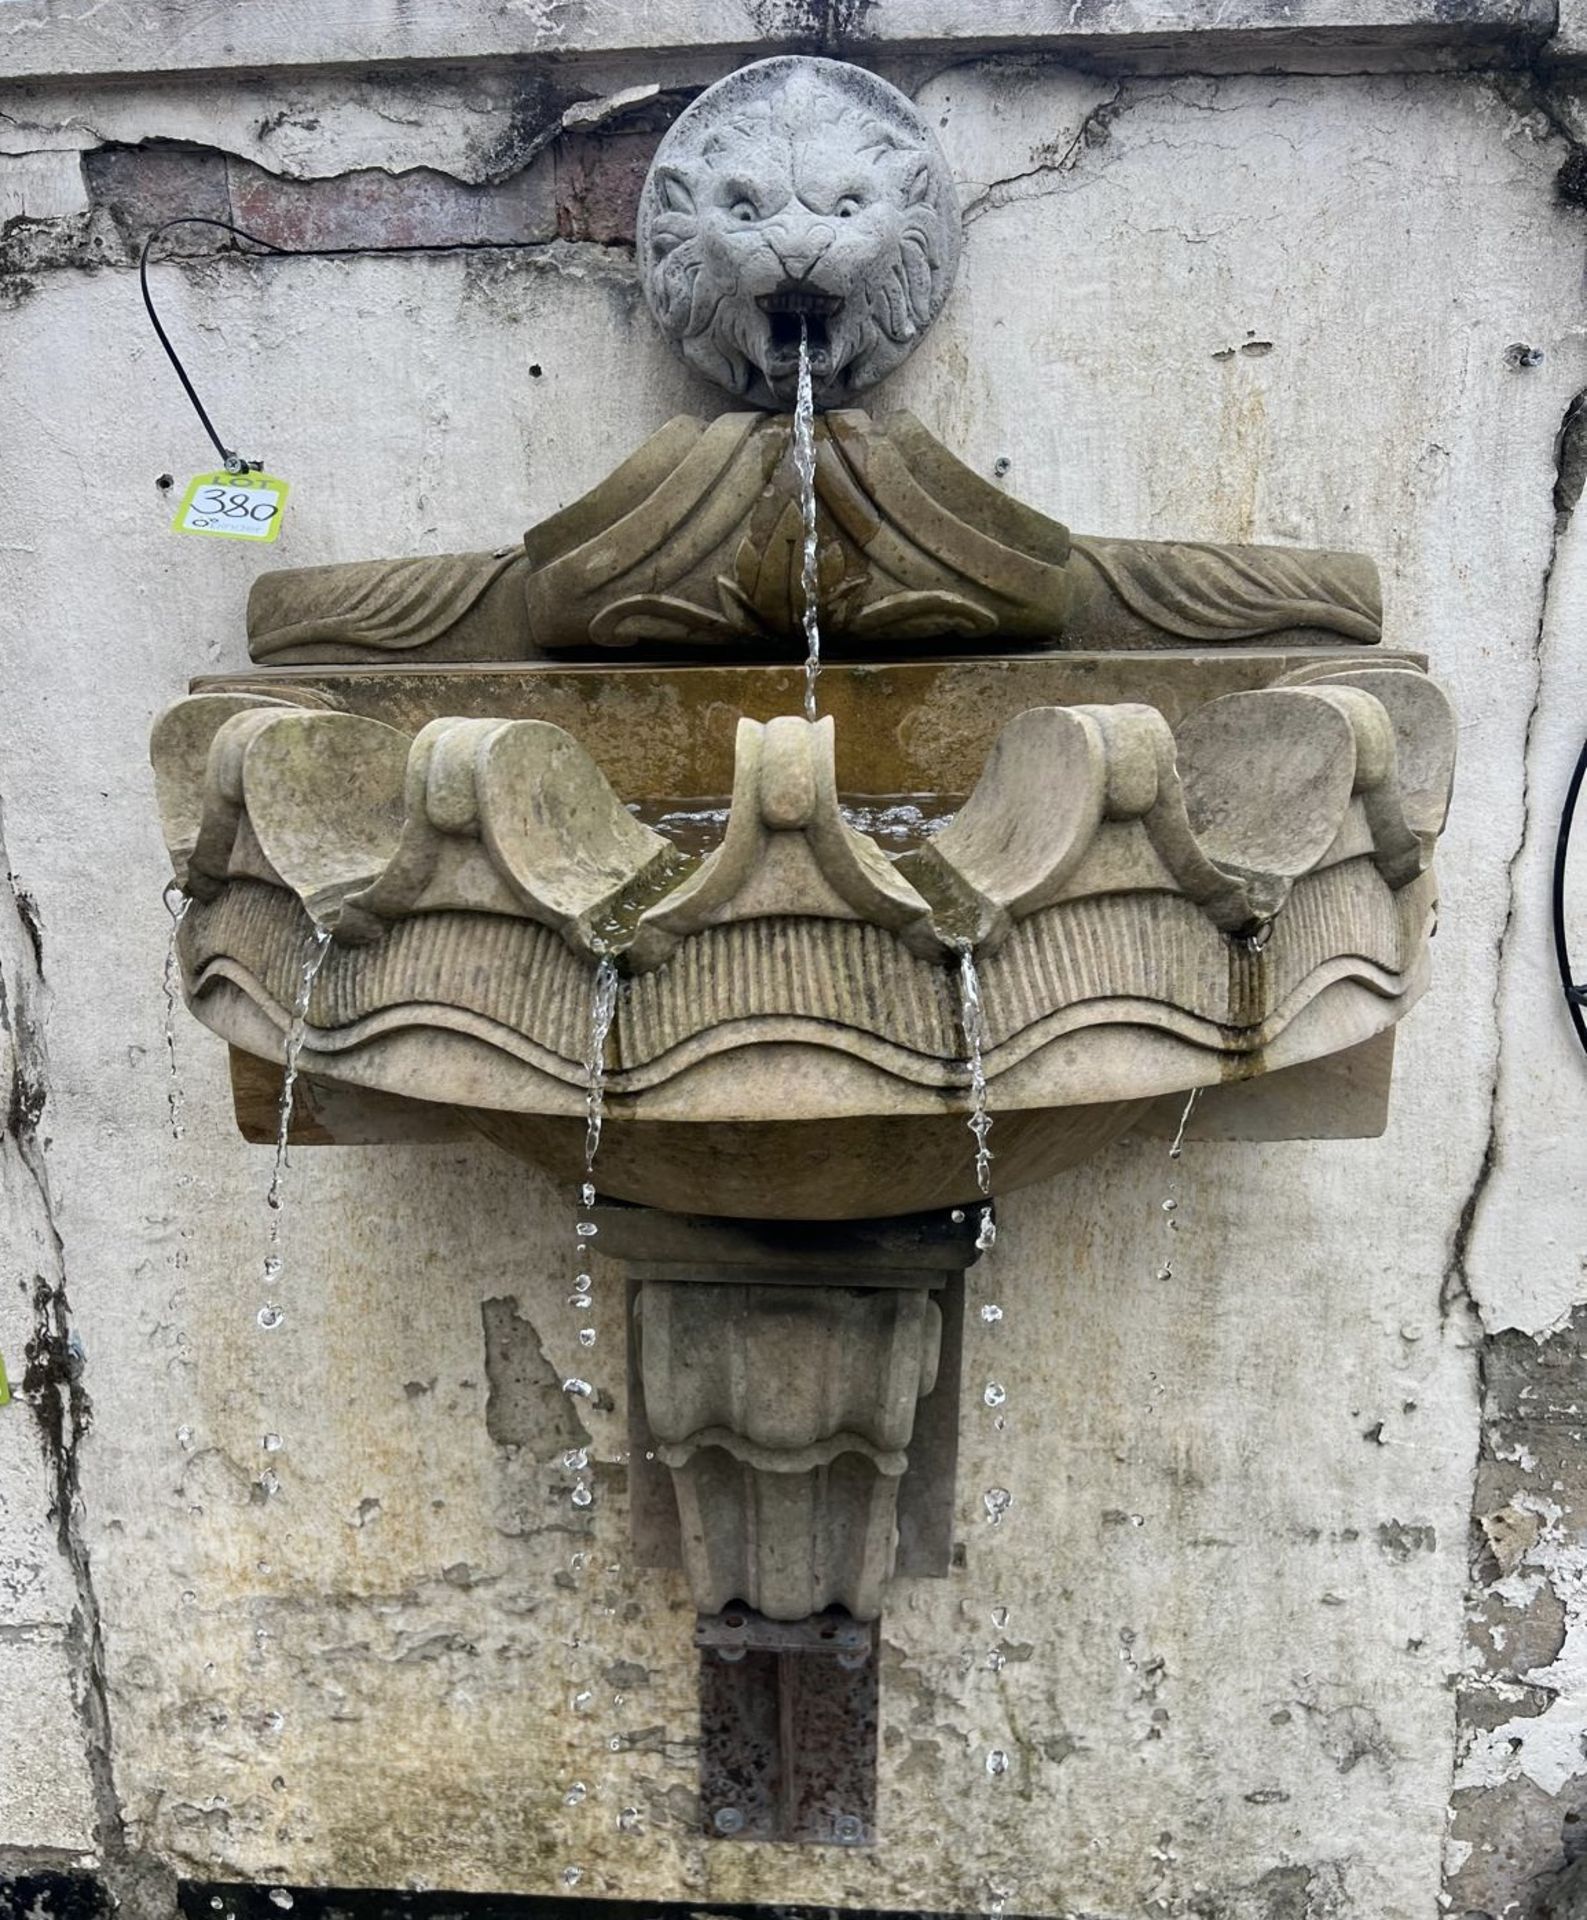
[4,11,1587,1920]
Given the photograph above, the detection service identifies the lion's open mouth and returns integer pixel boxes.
[758,288,844,363]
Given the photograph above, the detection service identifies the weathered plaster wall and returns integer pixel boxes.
[4,9,1587,1919]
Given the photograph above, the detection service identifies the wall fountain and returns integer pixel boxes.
[149,55,1455,1849]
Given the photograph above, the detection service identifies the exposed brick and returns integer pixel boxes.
[225,156,556,252]
[554,129,660,245]
[81,143,230,253]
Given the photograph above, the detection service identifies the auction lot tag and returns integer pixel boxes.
[174,470,289,542]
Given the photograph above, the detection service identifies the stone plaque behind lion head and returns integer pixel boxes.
[637,55,962,409]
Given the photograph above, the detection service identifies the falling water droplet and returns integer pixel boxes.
[951,1208,966,1223]
[563,1378,594,1399]
[564,1781,588,1806]
[986,1747,1010,1777]
[581,1181,596,1208]
[258,1469,280,1498]
[267,1891,293,1911]
[793,317,821,721]
[986,1648,1007,1672]
[1156,1263,1174,1282]
[617,1806,643,1835]
[571,1480,594,1509]
[560,1866,582,1889]
[257,1304,284,1331]
[991,1604,1009,1629]
[176,1424,195,1451]
[573,1689,593,1712]
[568,1291,592,1310]
[563,1447,589,1472]
[976,1207,997,1251]
[983,1486,1012,1524]
[262,1432,283,1453]
[578,1327,596,1349]
[983,1382,1007,1409]
[261,1709,284,1732]
[980,1303,1004,1324]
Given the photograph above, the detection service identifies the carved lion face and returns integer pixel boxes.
[638,57,962,409]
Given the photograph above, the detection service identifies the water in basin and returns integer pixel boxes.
[627,794,960,858]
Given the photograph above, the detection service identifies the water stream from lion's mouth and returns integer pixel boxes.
[793,319,821,722]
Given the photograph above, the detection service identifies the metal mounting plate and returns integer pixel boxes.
[696,1607,879,1846]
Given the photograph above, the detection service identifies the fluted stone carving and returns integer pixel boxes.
[151,669,1454,1216]
[243,410,1382,667]
[636,1282,942,1619]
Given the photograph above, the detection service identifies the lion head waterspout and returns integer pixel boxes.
[637,56,962,408]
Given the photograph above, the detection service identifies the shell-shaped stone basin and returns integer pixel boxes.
[150,655,1454,1219]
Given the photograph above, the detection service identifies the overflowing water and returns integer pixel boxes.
[561,954,621,1504]
[792,319,821,722]
[161,886,191,1141]
[629,794,956,861]
[955,943,997,1252]
[583,955,619,1175]
[258,922,333,1330]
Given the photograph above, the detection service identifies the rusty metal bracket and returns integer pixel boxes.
[696,1606,879,1846]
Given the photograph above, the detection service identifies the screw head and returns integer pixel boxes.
[713,1805,745,1835]
[833,1813,865,1844]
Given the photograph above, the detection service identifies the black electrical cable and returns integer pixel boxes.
[138,216,288,473]
[1553,732,1587,1058]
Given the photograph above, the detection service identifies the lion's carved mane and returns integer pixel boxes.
[638,58,961,409]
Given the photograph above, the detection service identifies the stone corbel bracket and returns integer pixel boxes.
[636,1281,942,1620]
[609,1203,977,1623]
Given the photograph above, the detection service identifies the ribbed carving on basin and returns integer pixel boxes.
[619,916,959,1067]
[183,861,1420,1103]
[186,882,590,1067]
[981,858,1411,1051]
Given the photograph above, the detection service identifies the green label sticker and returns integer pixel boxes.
[0,1349,10,1407]
[174,470,289,543]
